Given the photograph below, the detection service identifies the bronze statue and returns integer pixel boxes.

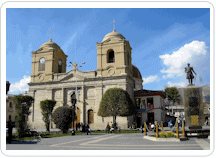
[185,63,196,85]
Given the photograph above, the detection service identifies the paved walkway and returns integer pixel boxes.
[7,133,210,151]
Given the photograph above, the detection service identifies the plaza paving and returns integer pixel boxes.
[6,133,210,150]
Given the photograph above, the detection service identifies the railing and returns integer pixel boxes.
[144,121,186,139]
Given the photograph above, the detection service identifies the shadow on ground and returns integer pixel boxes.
[6,140,38,144]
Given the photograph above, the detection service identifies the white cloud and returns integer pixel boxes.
[159,40,208,79]
[143,75,160,85]
[10,75,31,93]
[167,81,187,88]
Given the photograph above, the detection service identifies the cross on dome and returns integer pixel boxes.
[50,28,53,40]
[111,19,117,31]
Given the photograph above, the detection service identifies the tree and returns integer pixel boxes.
[40,100,56,132]
[98,88,137,133]
[52,106,76,133]
[165,87,180,115]
[14,95,34,138]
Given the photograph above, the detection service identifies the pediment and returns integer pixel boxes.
[59,74,74,81]
[54,69,91,82]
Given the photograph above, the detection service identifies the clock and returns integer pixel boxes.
[58,59,62,65]
[40,58,45,64]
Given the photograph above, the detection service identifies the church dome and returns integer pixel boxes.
[102,30,125,42]
[39,39,60,50]
[132,65,142,79]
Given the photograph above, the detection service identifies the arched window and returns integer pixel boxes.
[58,59,62,73]
[88,109,94,124]
[39,57,45,71]
[107,50,115,63]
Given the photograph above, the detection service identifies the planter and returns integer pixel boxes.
[143,135,180,142]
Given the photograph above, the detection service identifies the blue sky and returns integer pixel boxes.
[6,8,210,94]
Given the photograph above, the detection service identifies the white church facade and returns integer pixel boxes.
[27,29,144,130]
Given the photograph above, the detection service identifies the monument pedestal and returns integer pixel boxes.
[183,85,204,130]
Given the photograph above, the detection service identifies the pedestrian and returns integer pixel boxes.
[86,124,89,135]
[110,122,113,127]
[106,124,110,133]
[7,120,13,144]
[80,122,83,131]
[77,123,80,131]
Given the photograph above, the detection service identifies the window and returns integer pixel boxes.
[39,57,45,71]
[88,110,94,124]
[58,59,62,73]
[9,115,11,121]
[147,98,154,105]
[9,102,12,108]
[107,50,115,63]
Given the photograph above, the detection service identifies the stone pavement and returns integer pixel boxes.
[6,133,210,151]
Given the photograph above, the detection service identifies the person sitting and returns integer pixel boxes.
[110,122,113,128]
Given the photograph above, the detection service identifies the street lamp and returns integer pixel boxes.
[68,61,85,131]
[71,92,76,135]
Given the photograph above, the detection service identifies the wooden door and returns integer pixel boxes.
[88,110,94,124]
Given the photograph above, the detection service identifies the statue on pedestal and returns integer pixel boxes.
[185,63,196,85]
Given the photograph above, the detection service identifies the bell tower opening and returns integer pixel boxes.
[58,59,62,73]
[107,50,115,63]
[39,57,45,71]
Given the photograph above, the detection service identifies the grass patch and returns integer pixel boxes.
[12,137,34,141]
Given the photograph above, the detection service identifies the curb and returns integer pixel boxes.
[143,136,180,142]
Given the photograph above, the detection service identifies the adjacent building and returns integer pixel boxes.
[134,90,166,127]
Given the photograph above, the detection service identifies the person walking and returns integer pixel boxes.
[86,124,90,135]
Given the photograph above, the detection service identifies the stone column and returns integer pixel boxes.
[62,88,65,106]
[183,85,204,129]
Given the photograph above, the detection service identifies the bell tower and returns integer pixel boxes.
[96,30,133,77]
[30,38,68,83]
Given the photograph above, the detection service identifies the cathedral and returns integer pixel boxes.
[27,29,143,130]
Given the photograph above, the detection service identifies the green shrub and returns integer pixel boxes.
[153,131,175,138]
[166,131,174,137]
[40,100,56,132]
[159,131,166,138]
[52,106,76,133]
[14,95,34,138]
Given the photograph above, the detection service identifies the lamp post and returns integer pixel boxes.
[68,61,85,131]
[140,102,143,128]
[71,92,76,135]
